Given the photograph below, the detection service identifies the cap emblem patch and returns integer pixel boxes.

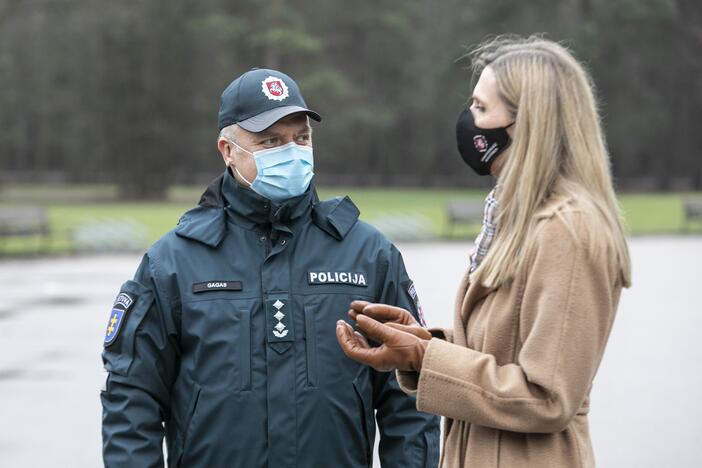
[473,135,488,153]
[262,76,289,101]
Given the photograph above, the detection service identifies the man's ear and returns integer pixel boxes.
[217,138,233,166]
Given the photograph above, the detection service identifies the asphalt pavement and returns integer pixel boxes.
[1,237,700,467]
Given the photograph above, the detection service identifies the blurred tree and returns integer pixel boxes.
[96,0,200,199]
[0,0,699,195]
[673,0,702,188]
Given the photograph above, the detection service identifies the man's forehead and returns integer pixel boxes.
[275,113,309,127]
[237,113,310,141]
[260,114,310,135]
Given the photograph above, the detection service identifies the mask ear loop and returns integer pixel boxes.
[225,138,255,187]
[233,166,254,187]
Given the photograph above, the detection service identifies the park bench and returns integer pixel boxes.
[445,201,484,238]
[683,198,702,232]
[0,206,50,254]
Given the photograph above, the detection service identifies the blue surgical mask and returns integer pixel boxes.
[228,140,314,202]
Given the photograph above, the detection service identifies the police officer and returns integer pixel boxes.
[101,68,440,468]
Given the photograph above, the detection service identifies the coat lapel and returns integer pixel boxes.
[453,268,498,347]
[451,269,471,347]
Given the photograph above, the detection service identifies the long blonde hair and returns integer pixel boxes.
[469,35,632,288]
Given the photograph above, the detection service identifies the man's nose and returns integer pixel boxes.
[280,135,295,145]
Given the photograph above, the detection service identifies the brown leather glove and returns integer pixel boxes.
[348,301,431,341]
[336,314,428,372]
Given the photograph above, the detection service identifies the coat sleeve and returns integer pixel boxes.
[373,243,441,468]
[101,253,179,467]
[413,216,619,433]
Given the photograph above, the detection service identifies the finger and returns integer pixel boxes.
[348,323,373,348]
[385,322,420,334]
[344,322,370,348]
[336,321,359,353]
[349,300,371,321]
[354,314,396,344]
[386,322,431,340]
[336,321,379,364]
[362,303,414,324]
[343,321,361,343]
[354,331,370,348]
[350,300,370,314]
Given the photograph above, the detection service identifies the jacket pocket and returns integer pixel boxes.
[182,298,253,390]
[353,374,374,466]
[304,304,318,388]
[238,306,252,391]
[178,382,202,467]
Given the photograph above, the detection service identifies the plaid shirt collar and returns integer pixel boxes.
[469,186,499,273]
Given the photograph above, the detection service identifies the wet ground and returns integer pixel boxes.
[1,237,700,467]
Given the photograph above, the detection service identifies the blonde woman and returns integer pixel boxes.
[336,35,631,468]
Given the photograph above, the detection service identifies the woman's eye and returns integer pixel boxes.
[469,98,485,112]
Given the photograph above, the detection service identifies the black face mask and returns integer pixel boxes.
[455,108,514,176]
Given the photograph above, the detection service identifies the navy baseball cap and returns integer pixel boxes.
[218,68,322,132]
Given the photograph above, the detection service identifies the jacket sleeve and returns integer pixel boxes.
[101,253,179,467]
[373,243,441,468]
[412,216,619,433]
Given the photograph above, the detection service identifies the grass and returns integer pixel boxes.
[0,184,700,256]
[617,193,693,234]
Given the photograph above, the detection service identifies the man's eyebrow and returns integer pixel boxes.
[254,129,278,139]
[254,123,311,140]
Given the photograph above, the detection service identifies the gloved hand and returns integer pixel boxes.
[336,314,428,372]
[348,301,431,341]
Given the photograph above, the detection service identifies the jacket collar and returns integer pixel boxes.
[533,192,576,220]
[220,169,315,230]
[175,170,318,247]
[458,187,576,323]
[174,175,228,248]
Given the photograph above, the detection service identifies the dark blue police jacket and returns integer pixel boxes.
[101,172,440,468]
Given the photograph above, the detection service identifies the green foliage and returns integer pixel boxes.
[0,0,700,194]
[187,14,248,42]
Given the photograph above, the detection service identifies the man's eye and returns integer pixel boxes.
[296,134,310,143]
[262,138,278,145]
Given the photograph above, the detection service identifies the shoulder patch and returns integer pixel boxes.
[406,281,427,327]
[104,292,138,347]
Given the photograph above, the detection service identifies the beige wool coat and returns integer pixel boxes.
[398,196,624,468]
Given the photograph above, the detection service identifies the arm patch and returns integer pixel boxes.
[104,292,139,347]
[404,280,427,327]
